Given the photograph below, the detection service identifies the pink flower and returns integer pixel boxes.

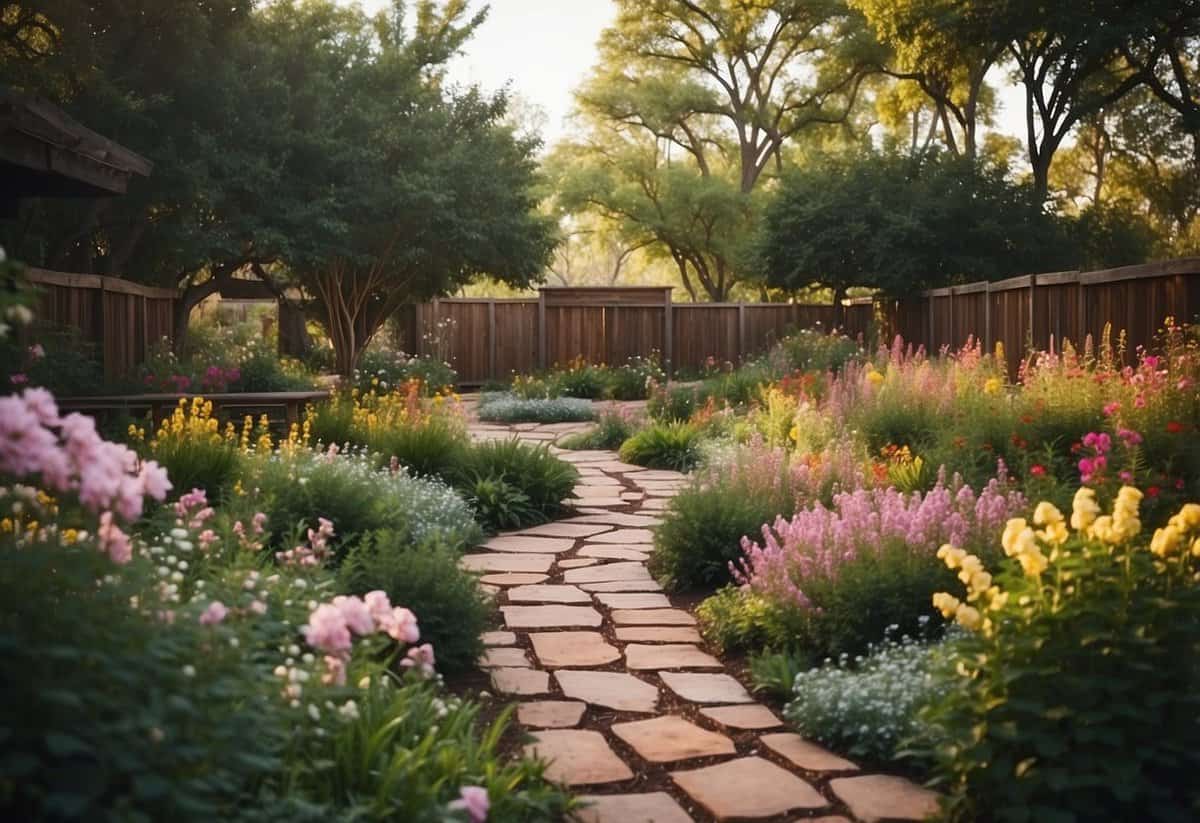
[10,373,27,386]
[28,344,44,359]
[248,600,267,615]
[252,512,267,534]
[382,606,420,644]
[138,460,172,501]
[1077,457,1095,482]
[401,643,436,677]
[1117,428,1143,446]
[96,511,132,564]
[449,786,489,822]
[332,595,375,636]
[303,603,352,658]
[363,590,393,623]
[198,529,218,552]
[199,601,228,626]
[1102,401,1120,417]
[322,655,347,686]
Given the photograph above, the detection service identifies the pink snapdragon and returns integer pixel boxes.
[450,786,489,822]
[300,592,431,678]
[401,643,436,677]
[276,517,335,567]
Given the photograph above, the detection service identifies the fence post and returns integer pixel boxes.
[737,303,746,363]
[662,288,673,377]
[487,299,497,382]
[537,290,547,370]
[984,282,992,353]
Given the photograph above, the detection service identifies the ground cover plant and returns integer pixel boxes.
[559,405,638,450]
[0,386,572,821]
[477,391,595,423]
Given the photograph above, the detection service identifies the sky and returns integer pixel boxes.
[348,0,1029,151]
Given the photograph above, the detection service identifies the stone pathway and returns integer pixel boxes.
[463,417,940,823]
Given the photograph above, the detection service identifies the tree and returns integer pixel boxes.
[756,152,1078,305]
[558,0,874,300]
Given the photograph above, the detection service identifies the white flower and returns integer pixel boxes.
[170,528,189,539]
[307,704,321,722]
[182,665,196,678]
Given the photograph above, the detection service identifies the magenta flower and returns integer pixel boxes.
[450,786,490,822]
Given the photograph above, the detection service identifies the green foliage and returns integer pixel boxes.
[770,328,862,374]
[339,531,489,676]
[306,394,358,449]
[786,628,946,764]
[452,441,580,528]
[749,650,809,701]
[363,415,469,480]
[697,586,799,655]
[919,505,1200,822]
[651,478,784,590]
[477,392,595,423]
[618,422,701,471]
[0,543,288,820]
[550,361,609,399]
[355,348,457,394]
[0,328,106,398]
[292,680,573,821]
[647,384,701,422]
[147,434,240,504]
[559,407,637,451]
[459,474,537,533]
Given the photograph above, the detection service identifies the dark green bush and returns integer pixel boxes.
[618,422,701,471]
[650,478,785,590]
[364,414,469,479]
[460,473,537,532]
[452,440,579,528]
[339,531,489,676]
[147,435,240,503]
[770,328,861,374]
[647,384,701,422]
[697,585,800,654]
[559,407,636,451]
[305,394,359,448]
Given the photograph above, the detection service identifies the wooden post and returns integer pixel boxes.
[487,299,497,381]
[737,303,747,363]
[537,290,547,370]
[947,289,956,348]
[984,282,992,353]
[662,288,673,377]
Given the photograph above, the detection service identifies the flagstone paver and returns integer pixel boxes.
[506,584,591,603]
[575,792,693,823]
[483,535,576,554]
[611,715,735,763]
[501,605,603,628]
[529,631,622,668]
[672,757,828,819]
[615,626,702,643]
[761,733,859,772]
[699,704,783,730]
[518,700,587,728]
[659,672,754,704]
[555,670,659,713]
[829,775,940,822]
[625,644,723,670]
[468,415,939,823]
[461,553,555,573]
[526,730,634,785]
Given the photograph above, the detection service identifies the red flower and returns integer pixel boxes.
[1166,421,1185,434]
[1146,486,1160,498]
[1030,465,1046,477]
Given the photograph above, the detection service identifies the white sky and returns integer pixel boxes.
[348,0,1029,152]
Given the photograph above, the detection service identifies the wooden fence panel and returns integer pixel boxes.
[605,305,665,366]
[672,305,740,372]
[493,301,539,379]
[545,305,607,367]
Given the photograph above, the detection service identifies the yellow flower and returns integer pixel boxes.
[62,528,78,545]
[1110,486,1143,542]
[1070,488,1100,532]
[1016,546,1049,577]
[966,570,993,601]
[937,543,967,569]
[1150,525,1183,558]
[1001,519,1036,558]
[983,376,1003,395]
[865,369,884,386]
[932,591,961,618]
[1089,515,1116,544]
[1169,503,1200,531]
[1192,537,1200,558]
[1033,501,1069,545]
[955,603,983,630]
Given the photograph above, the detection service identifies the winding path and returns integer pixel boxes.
[464,416,939,823]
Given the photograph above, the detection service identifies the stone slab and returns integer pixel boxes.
[625,644,722,670]
[586,528,655,544]
[502,605,603,629]
[525,730,633,786]
[578,546,651,561]
[659,672,752,704]
[480,572,549,586]
[530,631,622,667]
[595,593,673,610]
[575,792,692,823]
[611,609,696,625]
[481,630,517,646]
[566,514,663,528]
[461,553,555,573]
[672,757,826,819]
[611,715,735,763]
[580,579,665,593]
[478,647,531,668]
[761,733,858,772]
[490,667,550,696]
[517,700,587,729]
[570,497,629,508]
[615,626,702,643]
[699,704,782,730]
[506,584,591,603]
[483,535,576,554]
[518,522,614,539]
[558,558,600,568]
[555,670,659,713]
[563,562,651,584]
[829,775,939,823]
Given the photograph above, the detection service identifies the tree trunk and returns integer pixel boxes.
[832,284,847,329]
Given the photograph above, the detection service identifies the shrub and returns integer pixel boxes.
[618,422,701,471]
[785,627,946,764]
[459,473,537,532]
[647,384,701,422]
[769,328,861,374]
[339,531,489,675]
[365,413,468,479]
[651,475,788,590]
[0,328,106,397]
[144,397,240,501]
[355,347,457,394]
[559,406,637,451]
[477,392,595,423]
[921,489,1200,822]
[305,392,359,448]
[697,585,799,654]
[606,354,666,400]
[452,440,579,527]
[549,359,609,399]
[231,342,313,392]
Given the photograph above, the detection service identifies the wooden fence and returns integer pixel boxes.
[25,268,176,380]
[396,259,1200,383]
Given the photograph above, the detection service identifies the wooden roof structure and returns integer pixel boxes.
[0,91,153,215]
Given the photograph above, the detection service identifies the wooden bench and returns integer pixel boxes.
[58,390,331,428]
